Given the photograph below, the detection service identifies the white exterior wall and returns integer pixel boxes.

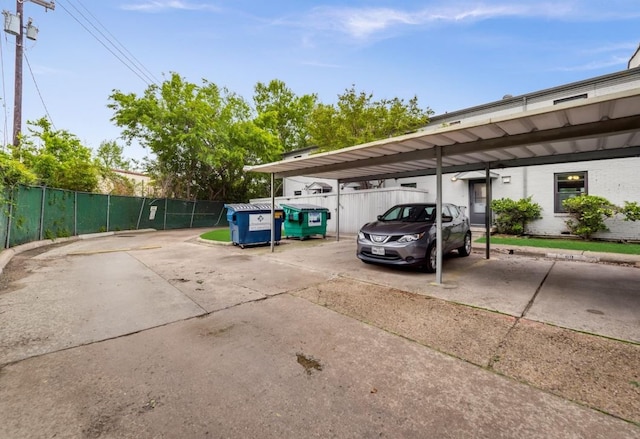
[392,158,640,240]
[385,173,468,206]
[520,158,640,240]
[252,187,431,235]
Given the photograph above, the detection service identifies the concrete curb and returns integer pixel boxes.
[196,237,233,246]
[475,243,640,267]
[0,229,158,275]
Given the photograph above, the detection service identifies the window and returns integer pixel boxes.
[448,205,460,218]
[294,190,302,196]
[400,183,417,188]
[555,172,587,213]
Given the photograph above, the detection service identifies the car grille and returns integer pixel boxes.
[363,233,401,243]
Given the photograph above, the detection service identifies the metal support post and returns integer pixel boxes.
[336,181,341,241]
[270,173,275,252]
[435,146,443,284]
[485,166,491,259]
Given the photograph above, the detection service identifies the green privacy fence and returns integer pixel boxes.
[1,184,228,249]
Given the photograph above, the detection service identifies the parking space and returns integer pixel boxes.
[263,236,640,343]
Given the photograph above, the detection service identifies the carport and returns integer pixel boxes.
[245,88,640,283]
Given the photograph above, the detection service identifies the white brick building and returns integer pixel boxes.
[274,52,640,240]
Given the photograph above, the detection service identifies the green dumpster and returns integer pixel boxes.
[282,203,330,240]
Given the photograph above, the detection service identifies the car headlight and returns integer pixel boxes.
[358,231,365,240]
[397,232,425,243]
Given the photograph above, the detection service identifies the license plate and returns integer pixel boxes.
[371,246,385,256]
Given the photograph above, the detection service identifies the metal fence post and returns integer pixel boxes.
[74,191,78,237]
[190,200,197,228]
[39,186,46,240]
[5,188,14,249]
[136,197,146,230]
[106,194,111,232]
[163,198,168,230]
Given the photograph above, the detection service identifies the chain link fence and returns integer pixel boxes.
[1,184,228,249]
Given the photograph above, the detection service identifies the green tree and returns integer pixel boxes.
[308,85,433,152]
[96,140,131,172]
[253,79,317,153]
[109,73,279,201]
[95,140,137,196]
[563,195,615,240]
[490,196,542,235]
[16,117,98,191]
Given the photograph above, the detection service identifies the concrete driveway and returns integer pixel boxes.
[0,229,638,438]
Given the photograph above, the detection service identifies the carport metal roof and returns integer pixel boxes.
[245,88,640,283]
[245,88,640,183]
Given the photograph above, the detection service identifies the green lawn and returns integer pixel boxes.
[475,236,640,255]
[200,228,231,242]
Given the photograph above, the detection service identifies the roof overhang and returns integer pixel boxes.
[452,171,499,181]
[245,88,640,183]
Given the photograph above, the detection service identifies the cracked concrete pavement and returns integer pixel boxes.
[0,229,638,438]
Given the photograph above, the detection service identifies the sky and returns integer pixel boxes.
[1,0,638,163]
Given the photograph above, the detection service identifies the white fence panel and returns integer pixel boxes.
[252,187,431,235]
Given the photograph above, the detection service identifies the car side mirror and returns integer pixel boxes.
[377,215,383,220]
[442,215,453,223]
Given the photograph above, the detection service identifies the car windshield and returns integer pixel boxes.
[380,205,435,222]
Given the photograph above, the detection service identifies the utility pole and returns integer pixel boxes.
[5,0,55,147]
[12,0,24,148]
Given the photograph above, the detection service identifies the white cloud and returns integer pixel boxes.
[121,1,221,13]
[305,3,555,40]
[553,56,630,72]
[300,2,638,41]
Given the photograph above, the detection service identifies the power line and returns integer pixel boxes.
[55,0,156,86]
[24,51,56,130]
[70,0,161,85]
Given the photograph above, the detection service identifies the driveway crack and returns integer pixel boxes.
[488,260,555,369]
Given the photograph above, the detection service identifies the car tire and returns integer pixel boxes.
[423,243,437,273]
[458,232,472,257]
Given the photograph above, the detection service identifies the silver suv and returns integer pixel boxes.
[357,203,471,272]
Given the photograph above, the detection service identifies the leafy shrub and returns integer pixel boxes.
[562,195,615,240]
[620,201,640,222]
[490,196,542,235]
[0,153,37,186]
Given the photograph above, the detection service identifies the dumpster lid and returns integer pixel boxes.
[224,203,282,212]
[281,203,329,211]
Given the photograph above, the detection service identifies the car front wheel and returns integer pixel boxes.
[458,232,472,257]
[424,243,437,273]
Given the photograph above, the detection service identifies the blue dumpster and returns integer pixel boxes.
[224,203,284,248]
